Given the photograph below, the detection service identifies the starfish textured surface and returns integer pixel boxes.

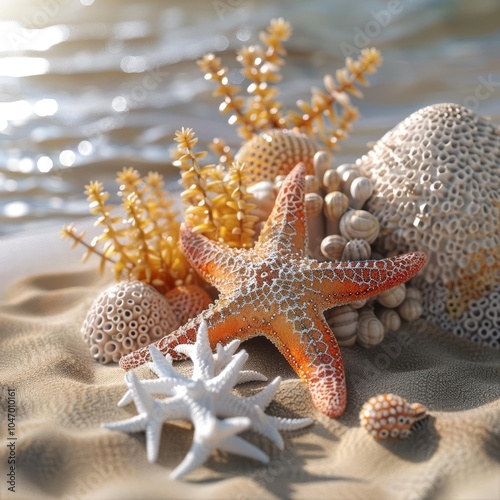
[120,164,427,417]
[105,320,312,479]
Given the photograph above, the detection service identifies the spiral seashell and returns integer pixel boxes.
[376,283,406,308]
[81,281,181,365]
[397,298,424,322]
[320,234,348,261]
[350,176,374,210]
[341,238,372,261]
[376,308,402,333]
[325,305,358,346]
[235,129,316,184]
[356,308,385,347]
[359,393,427,440]
[165,285,213,325]
[323,168,342,193]
[339,209,380,244]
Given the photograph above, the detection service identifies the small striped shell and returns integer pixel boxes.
[359,393,427,440]
[235,129,316,184]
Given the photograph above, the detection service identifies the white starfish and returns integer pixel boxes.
[103,320,313,479]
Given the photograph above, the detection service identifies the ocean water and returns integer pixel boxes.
[1,0,500,235]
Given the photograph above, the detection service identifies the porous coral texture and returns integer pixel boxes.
[82,281,180,364]
[354,103,500,347]
[235,129,316,184]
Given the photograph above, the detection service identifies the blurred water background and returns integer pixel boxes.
[1,0,500,236]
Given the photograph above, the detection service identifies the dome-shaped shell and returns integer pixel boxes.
[235,129,316,184]
[82,281,180,364]
[359,393,427,440]
[355,103,500,346]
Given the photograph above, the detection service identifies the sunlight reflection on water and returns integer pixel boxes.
[0,0,499,235]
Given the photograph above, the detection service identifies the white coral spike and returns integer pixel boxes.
[103,320,313,479]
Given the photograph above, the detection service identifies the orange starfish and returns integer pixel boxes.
[120,164,426,417]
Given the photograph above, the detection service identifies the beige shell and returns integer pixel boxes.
[360,393,427,440]
[405,287,422,302]
[350,299,368,309]
[376,308,402,333]
[376,283,406,308]
[314,151,332,181]
[325,305,358,346]
[398,298,424,322]
[341,238,372,261]
[324,191,349,235]
[340,169,360,196]
[82,281,181,365]
[323,168,342,193]
[305,192,324,217]
[235,129,316,184]
[305,174,321,194]
[247,181,276,221]
[339,209,380,244]
[321,234,348,261]
[350,176,374,210]
[356,308,385,347]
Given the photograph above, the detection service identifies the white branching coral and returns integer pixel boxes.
[103,320,313,479]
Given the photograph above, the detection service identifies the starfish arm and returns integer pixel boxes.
[306,252,427,309]
[236,370,268,384]
[118,378,177,407]
[267,414,314,432]
[148,346,189,382]
[244,376,282,410]
[255,163,308,258]
[271,314,347,418]
[101,414,148,434]
[119,303,255,371]
[206,350,249,393]
[180,225,250,294]
[174,319,215,381]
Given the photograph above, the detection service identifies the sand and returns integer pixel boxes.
[0,224,499,500]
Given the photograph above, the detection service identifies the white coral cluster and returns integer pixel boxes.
[82,281,180,364]
[102,321,313,479]
[354,103,499,347]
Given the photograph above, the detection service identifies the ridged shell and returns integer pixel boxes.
[321,234,348,261]
[376,283,406,308]
[359,393,427,440]
[305,192,324,217]
[235,129,316,184]
[397,298,424,322]
[305,174,321,194]
[323,168,342,193]
[357,308,385,347]
[314,151,331,181]
[350,176,374,209]
[324,191,349,221]
[339,209,380,243]
[325,305,359,346]
[341,238,372,261]
[376,308,402,333]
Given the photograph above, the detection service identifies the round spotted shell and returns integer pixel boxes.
[235,129,316,184]
[359,393,427,440]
